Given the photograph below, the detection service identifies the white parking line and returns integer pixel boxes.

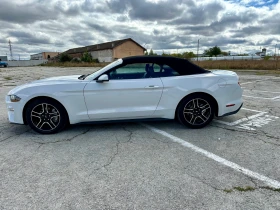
[243,95,272,100]
[214,112,266,126]
[243,89,280,94]
[214,108,266,126]
[241,79,269,85]
[241,108,264,113]
[272,96,280,100]
[241,77,279,85]
[243,95,280,100]
[142,124,280,189]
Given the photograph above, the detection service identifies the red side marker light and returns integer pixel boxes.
[226,104,235,107]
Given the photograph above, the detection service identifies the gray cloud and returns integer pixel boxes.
[107,0,185,21]
[8,31,52,45]
[86,22,113,35]
[70,31,100,46]
[168,1,223,26]
[0,0,280,59]
[0,1,60,23]
[128,0,184,21]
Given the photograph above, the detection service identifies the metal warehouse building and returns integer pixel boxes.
[64,38,146,62]
[0,56,8,61]
[30,52,60,60]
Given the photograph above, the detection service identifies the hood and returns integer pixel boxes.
[8,75,83,95]
[30,75,81,84]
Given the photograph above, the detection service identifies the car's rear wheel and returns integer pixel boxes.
[26,98,68,134]
[4,65,7,68]
[177,94,214,129]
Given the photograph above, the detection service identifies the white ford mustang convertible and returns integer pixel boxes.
[6,56,243,134]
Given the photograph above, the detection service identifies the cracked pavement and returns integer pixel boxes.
[1,67,280,209]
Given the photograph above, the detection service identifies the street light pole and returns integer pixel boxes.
[197,39,200,61]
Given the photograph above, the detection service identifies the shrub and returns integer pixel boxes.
[59,53,72,62]
[71,57,81,63]
[263,56,271,61]
[81,51,93,62]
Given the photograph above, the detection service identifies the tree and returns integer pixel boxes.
[81,51,93,62]
[59,53,72,62]
[148,49,157,55]
[204,46,222,57]
[221,51,229,56]
[182,51,195,59]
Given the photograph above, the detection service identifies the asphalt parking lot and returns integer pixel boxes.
[1,67,280,210]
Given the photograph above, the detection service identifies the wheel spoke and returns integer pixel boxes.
[190,116,198,124]
[49,112,60,118]
[202,112,210,119]
[192,99,196,108]
[198,114,208,123]
[200,103,209,109]
[44,104,49,113]
[184,108,193,114]
[36,120,45,129]
[200,103,210,112]
[50,118,58,127]
[31,111,42,119]
[196,99,200,108]
[46,122,55,130]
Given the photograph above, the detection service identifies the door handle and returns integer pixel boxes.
[145,85,160,88]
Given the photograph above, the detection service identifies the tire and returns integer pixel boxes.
[4,65,7,68]
[176,94,214,129]
[26,98,68,134]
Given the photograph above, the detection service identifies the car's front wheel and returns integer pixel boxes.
[177,94,214,129]
[26,98,68,134]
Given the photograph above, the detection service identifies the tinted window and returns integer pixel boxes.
[109,63,161,80]
[160,64,180,77]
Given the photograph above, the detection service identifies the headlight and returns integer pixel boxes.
[10,95,21,102]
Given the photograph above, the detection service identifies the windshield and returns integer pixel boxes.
[86,59,123,80]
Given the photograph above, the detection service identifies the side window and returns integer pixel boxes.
[108,63,161,80]
[160,64,180,77]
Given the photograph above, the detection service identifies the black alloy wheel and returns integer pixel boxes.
[177,94,214,128]
[26,98,68,134]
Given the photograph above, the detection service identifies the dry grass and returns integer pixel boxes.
[193,60,280,70]
[42,60,280,73]
[41,62,109,68]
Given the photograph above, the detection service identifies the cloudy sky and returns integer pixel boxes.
[0,0,280,59]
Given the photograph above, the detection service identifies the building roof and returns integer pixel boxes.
[65,38,146,54]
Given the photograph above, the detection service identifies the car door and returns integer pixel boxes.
[83,63,163,120]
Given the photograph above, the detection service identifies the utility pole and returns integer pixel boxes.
[9,40,13,61]
[275,44,277,60]
[197,38,200,61]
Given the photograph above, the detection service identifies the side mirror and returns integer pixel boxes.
[97,74,109,83]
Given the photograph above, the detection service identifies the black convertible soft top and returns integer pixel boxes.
[122,56,209,75]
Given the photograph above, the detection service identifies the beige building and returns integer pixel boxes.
[64,38,146,62]
[30,52,60,60]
